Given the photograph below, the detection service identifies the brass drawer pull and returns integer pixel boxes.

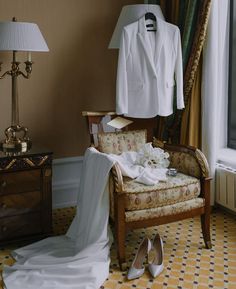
[2,226,7,232]
[0,181,7,188]
[0,203,7,209]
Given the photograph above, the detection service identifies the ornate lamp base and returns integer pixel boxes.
[0,125,32,153]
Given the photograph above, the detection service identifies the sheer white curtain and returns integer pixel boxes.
[201,0,230,204]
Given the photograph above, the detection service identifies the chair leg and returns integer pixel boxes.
[115,194,127,270]
[116,222,126,270]
[200,177,212,249]
[201,213,212,249]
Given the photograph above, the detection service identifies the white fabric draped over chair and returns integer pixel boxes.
[3,148,114,289]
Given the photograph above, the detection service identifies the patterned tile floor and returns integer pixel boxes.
[0,207,236,289]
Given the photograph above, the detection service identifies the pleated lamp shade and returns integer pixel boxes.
[109,4,164,49]
[0,21,49,51]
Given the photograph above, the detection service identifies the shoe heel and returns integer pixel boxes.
[127,237,151,280]
[148,233,164,278]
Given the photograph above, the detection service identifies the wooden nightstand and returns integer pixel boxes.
[0,146,53,244]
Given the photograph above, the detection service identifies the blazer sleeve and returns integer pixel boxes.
[116,28,129,115]
[174,28,185,110]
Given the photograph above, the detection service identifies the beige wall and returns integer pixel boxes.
[0,0,142,158]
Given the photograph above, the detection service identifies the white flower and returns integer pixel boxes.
[135,143,170,169]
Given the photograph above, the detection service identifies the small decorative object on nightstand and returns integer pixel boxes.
[0,146,53,244]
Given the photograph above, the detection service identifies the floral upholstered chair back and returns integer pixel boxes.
[97,130,147,155]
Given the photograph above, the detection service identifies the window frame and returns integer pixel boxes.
[228,0,236,149]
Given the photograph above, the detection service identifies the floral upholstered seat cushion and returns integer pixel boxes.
[97,130,147,154]
[123,173,200,211]
[125,198,204,222]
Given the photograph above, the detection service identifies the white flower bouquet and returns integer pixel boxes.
[135,143,170,169]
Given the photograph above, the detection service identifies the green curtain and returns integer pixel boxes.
[153,0,212,144]
[180,0,200,71]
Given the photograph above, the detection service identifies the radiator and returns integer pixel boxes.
[216,164,236,212]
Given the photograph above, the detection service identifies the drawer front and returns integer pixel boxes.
[0,212,42,241]
[0,191,41,218]
[0,170,41,195]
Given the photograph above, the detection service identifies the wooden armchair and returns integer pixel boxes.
[83,111,212,270]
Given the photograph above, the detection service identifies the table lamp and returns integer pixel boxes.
[0,17,49,152]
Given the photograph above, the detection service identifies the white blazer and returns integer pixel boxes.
[116,16,185,118]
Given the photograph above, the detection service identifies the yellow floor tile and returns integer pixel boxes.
[0,208,235,289]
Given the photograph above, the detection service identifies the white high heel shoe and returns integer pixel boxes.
[148,233,164,278]
[127,237,151,280]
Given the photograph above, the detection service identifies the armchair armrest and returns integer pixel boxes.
[194,149,210,178]
[111,162,124,193]
[109,163,124,221]
[153,138,210,179]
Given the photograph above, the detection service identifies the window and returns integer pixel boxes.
[228,0,236,149]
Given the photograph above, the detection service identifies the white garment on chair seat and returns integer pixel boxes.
[109,150,168,185]
[3,148,114,289]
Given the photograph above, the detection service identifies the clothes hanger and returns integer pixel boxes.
[145,12,157,32]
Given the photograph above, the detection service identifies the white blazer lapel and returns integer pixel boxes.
[137,16,166,78]
[137,16,157,78]
[154,18,166,68]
